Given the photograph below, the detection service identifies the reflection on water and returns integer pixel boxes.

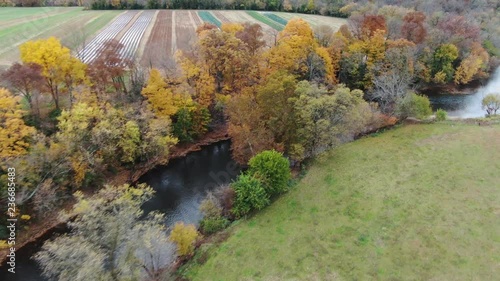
[427,67,500,118]
[140,140,240,227]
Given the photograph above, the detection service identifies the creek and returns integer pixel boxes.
[0,140,240,280]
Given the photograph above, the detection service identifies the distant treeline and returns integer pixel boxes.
[0,0,349,17]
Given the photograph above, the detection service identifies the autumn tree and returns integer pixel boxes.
[169,222,199,257]
[371,44,416,112]
[0,88,36,159]
[401,12,427,44]
[235,23,267,56]
[35,184,177,281]
[86,40,130,99]
[256,71,297,149]
[0,63,44,121]
[289,82,372,161]
[266,18,335,83]
[361,15,387,39]
[454,43,489,84]
[431,44,459,83]
[142,68,193,118]
[198,28,253,94]
[20,37,87,110]
[226,89,274,164]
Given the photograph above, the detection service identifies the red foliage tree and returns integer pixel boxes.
[401,12,427,44]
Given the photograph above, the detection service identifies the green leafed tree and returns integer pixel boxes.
[248,150,291,196]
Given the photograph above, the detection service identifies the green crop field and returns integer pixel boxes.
[246,11,284,31]
[181,122,500,280]
[198,11,222,27]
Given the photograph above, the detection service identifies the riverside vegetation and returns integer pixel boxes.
[1,0,500,279]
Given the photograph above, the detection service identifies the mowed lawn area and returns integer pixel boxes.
[182,122,500,280]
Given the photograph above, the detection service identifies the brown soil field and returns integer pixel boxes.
[174,10,198,52]
[141,10,173,68]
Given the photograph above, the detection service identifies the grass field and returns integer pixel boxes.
[181,122,500,280]
[0,7,120,67]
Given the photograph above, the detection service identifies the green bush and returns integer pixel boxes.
[231,174,270,218]
[435,109,447,121]
[248,150,291,196]
[396,92,432,120]
[200,216,230,235]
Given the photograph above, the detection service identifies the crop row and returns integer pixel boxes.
[198,11,221,27]
[245,11,283,31]
[263,13,288,26]
[78,11,136,63]
[118,11,155,62]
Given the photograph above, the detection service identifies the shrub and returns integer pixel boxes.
[248,150,291,196]
[169,222,199,257]
[214,184,236,218]
[200,216,230,235]
[396,92,432,119]
[231,174,270,218]
[199,192,222,218]
[435,109,447,121]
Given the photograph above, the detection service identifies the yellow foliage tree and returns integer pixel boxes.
[141,68,194,117]
[221,23,244,35]
[20,37,87,110]
[348,29,387,67]
[176,51,216,108]
[168,222,199,256]
[454,43,490,84]
[0,88,36,158]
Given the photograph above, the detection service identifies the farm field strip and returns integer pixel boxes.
[0,7,72,22]
[78,11,137,63]
[190,10,202,27]
[0,7,76,29]
[263,13,288,26]
[212,11,231,24]
[118,11,155,61]
[174,10,197,52]
[277,12,346,28]
[198,11,221,27]
[246,11,283,31]
[222,11,277,46]
[0,9,82,50]
[140,10,173,66]
[0,10,119,67]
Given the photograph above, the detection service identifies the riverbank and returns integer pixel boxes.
[0,125,230,266]
[180,121,500,280]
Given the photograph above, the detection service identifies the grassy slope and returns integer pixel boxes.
[182,122,500,280]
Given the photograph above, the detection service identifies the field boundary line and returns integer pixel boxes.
[171,10,177,55]
[136,10,158,63]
